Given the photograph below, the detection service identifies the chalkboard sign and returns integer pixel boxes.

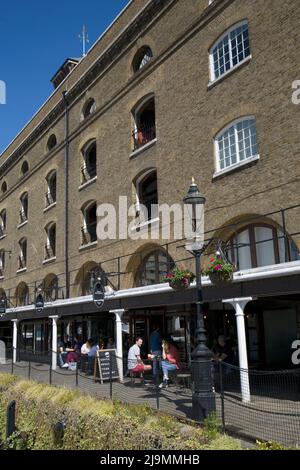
[94,349,119,384]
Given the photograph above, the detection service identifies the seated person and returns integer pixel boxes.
[80,338,92,371]
[86,339,98,375]
[127,337,151,378]
[106,337,115,349]
[159,339,180,388]
[57,337,68,368]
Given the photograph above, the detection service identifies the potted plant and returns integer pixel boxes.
[161,266,195,290]
[203,257,235,287]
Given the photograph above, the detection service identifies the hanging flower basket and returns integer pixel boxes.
[161,266,195,291]
[208,270,233,287]
[203,256,235,287]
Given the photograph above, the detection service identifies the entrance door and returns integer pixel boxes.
[263,309,297,367]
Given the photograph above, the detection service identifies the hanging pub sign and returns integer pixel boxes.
[93,277,105,309]
[35,293,44,313]
[0,296,6,316]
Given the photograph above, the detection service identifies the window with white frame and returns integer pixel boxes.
[45,223,56,259]
[210,21,250,81]
[0,251,5,277]
[45,171,57,207]
[20,192,28,223]
[215,117,258,172]
[19,238,27,269]
[0,209,6,236]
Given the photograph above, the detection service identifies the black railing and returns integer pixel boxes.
[81,164,97,183]
[1,351,299,447]
[44,244,55,260]
[132,122,156,150]
[18,256,26,270]
[45,191,56,207]
[19,210,28,224]
[81,222,97,245]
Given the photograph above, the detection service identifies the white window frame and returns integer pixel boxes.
[209,21,250,83]
[214,116,259,177]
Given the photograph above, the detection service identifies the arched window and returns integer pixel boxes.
[132,95,156,150]
[210,21,250,81]
[20,192,28,223]
[15,282,29,306]
[45,223,56,260]
[81,202,97,245]
[135,170,158,221]
[81,98,96,120]
[215,117,258,172]
[21,160,29,176]
[1,181,7,194]
[47,134,57,152]
[225,224,300,270]
[43,274,59,301]
[0,209,6,237]
[81,140,97,183]
[45,171,57,207]
[136,249,175,287]
[132,46,153,73]
[18,238,27,270]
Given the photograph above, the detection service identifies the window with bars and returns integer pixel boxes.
[215,117,258,171]
[210,21,250,81]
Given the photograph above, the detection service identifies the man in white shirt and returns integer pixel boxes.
[127,337,152,374]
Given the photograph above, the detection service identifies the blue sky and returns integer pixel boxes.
[0,0,129,154]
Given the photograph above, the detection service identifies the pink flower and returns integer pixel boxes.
[166,273,174,279]
[183,277,189,285]
[213,264,222,271]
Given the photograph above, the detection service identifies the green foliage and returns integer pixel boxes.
[202,411,221,440]
[256,440,288,450]
[202,256,235,276]
[0,372,240,450]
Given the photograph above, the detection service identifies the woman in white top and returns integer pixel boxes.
[80,339,92,371]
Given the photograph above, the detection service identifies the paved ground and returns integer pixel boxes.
[1,360,299,447]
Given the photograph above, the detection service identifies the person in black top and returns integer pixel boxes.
[212,335,234,364]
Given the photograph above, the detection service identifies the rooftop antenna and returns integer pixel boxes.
[79,25,89,57]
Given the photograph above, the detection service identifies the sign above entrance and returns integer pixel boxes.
[35,293,44,313]
[93,277,105,309]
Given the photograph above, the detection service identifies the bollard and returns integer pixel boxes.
[6,400,16,440]
[53,421,65,447]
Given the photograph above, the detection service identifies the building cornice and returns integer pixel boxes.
[0,0,176,176]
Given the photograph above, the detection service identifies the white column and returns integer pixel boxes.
[49,315,59,371]
[223,297,254,403]
[110,309,125,383]
[11,319,18,364]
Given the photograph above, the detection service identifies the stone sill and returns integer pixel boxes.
[16,268,27,274]
[79,176,97,191]
[79,241,98,251]
[213,155,260,180]
[207,56,252,90]
[43,256,56,265]
[17,220,28,229]
[130,139,157,159]
[43,202,56,213]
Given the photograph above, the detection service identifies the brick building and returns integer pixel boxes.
[0,0,300,372]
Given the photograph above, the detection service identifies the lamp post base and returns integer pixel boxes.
[192,392,216,422]
[192,354,216,422]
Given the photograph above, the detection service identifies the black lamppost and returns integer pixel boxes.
[183,178,216,422]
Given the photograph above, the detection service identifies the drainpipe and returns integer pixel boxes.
[62,91,70,299]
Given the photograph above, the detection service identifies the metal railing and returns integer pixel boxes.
[81,164,97,183]
[45,191,56,207]
[133,122,156,150]
[1,349,299,447]
[44,244,55,260]
[81,222,97,245]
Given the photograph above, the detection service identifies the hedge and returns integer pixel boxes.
[0,373,240,450]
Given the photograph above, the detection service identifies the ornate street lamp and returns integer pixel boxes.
[183,178,216,422]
